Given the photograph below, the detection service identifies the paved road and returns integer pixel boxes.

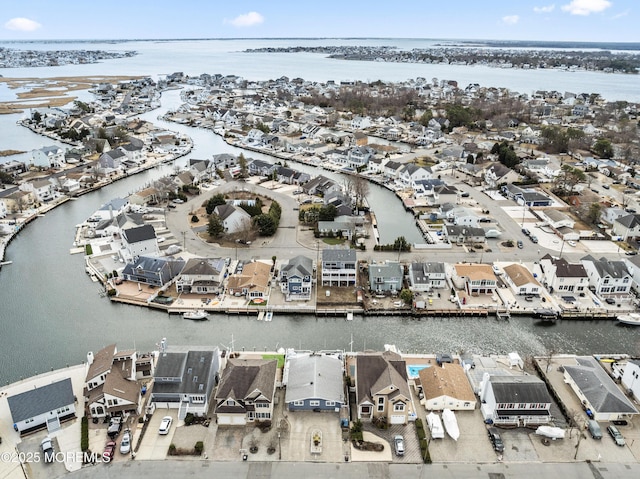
[63,460,640,479]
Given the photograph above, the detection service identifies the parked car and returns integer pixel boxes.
[602,184,610,189]
[605,297,616,305]
[107,417,122,439]
[394,435,405,456]
[587,419,602,439]
[524,296,534,302]
[567,240,577,247]
[487,427,504,453]
[607,424,625,446]
[517,240,524,249]
[120,429,131,454]
[172,198,184,204]
[41,437,55,463]
[460,192,470,198]
[530,235,538,243]
[103,441,117,461]
[521,228,530,236]
[159,416,173,435]
[492,265,502,275]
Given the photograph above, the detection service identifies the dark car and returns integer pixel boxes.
[487,427,504,453]
[107,417,122,439]
[521,228,530,236]
[460,192,470,198]
[103,441,116,462]
[517,240,524,249]
[605,297,616,305]
[41,437,55,463]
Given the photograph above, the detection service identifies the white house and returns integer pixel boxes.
[176,257,227,294]
[418,363,476,411]
[214,204,252,234]
[539,255,588,294]
[32,145,65,168]
[19,179,56,202]
[612,214,640,241]
[322,248,357,287]
[121,224,159,261]
[502,263,542,296]
[408,262,447,292]
[581,255,632,297]
[399,164,431,187]
[621,360,640,404]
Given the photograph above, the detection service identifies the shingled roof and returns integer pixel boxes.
[8,378,75,423]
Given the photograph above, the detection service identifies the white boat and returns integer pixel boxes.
[442,409,460,441]
[535,426,566,439]
[183,310,208,321]
[426,412,445,439]
[265,311,273,322]
[346,312,353,321]
[617,313,640,326]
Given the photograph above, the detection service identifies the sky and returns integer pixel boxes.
[0,0,637,43]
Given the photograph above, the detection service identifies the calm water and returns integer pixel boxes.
[1,39,640,384]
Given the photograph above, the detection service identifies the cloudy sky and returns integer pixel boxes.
[0,0,636,42]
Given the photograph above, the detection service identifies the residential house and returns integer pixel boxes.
[351,116,372,130]
[479,375,553,426]
[539,255,588,294]
[121,256,185,287]
[84,344,141,419]
[284,353,344,411]
[501,184,553,207]
[98,149,126,173]
[151,347,220,419]
[129,186,160,206]
[563,356,638,421]
[118,142,145,165]
[346,146,374,169]
[408,262,447,292]
[444,225,486,245]
[581,255,632,297]
[417,363,476,411]
[227,261,272,300]
[19,179,56,202]
[214,357,278,425]
[538,209,577,239]
[302,175,340,196]
[602,207,628,226]
[214,204,252,235]
[621,360,640,404]
[502,264,542,296]
[399,164,432,187]
[484,162,519,188]
[383,160,404,180]
[32,145,65,168]
[368,261,403,293]
[7,378,76,435]
[176,257,227,294]
[280,255,314,301]
[2,190,35,213]
[355,351,412,425]
[121,224,159,260]
[317,216,358,241]
[453,264,497,296]
[443,206,479,226]
[321,248,357,287]
[612,214,640,241]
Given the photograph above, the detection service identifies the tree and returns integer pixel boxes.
[32,111,42,123]
[418,110,433,127]
[207,213,224,237]
[205,194,226,214]
[554,164,586,194]
[400,288,414,305]
[346,174,370,210]
[587,202,602,225]
[592,138,613,159]
[238,153,248,178]
[253,214,277,236]
[393,236,410,252]
[318,204,337,221]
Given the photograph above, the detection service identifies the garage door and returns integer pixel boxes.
[390,415,405,425]
[217,415,247,426]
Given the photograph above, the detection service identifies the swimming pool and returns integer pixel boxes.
[407,364,430,379]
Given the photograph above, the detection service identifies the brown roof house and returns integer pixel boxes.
[418,363,476,411]
[502,264,542,296]
[227,261,272,300]
[214,358,278,426]
[355,351,413,425]
[84,344,142,419]
[453,264,497,296]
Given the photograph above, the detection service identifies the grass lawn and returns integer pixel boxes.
[262,354,285,368]
[322,237,345,245]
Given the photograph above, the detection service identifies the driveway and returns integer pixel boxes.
[135,410,178,460]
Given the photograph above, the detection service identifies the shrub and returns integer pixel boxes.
[191,215,199,223]
[81,416,89,452]
[85,244,93,255]
[168,444,177,455]
[194,441,204,455]
[184,413,195,426]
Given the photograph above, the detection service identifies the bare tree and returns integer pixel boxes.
[345,174,370,211]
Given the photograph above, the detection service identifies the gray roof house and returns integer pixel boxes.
[479,375,552,426]
[280,255,314,300]
[581,255,632,296]
[176,257,227,294]
[284,354,345,411]
[8,378,76,435]
[322,248,357,287]
[151,347,220,419]
[408,262,447,291]
[122,256,185,287]
[612,214,640,241]
[563,356,638,421]
[368,261,403,293]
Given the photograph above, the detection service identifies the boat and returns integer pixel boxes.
[617,313,640,326]
[426,412,445,439]
[534,308,559,321]
[183,310,208,321]
[346,312,353,321]
[535,426,566,439]
[265,311,273,322]
[442,408,459,441]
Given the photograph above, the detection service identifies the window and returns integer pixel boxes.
[310,400,320,407]
[226,399,235,406]
[361,406,371,414]
[293,400,304,406]
[377,397,385,412]
[393,402,405,412]
[325,401,335,407]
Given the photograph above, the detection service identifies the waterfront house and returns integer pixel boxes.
[121,224,159,260]
[98,149,126,173]
[214,358,278,425]
[128,186,160,206]
[539,255,588,294]
[563,356,638,421]
[279,255,313,301]
[214,203,252,234]
[501,184,553,207]
[355,351,412,425]
[121,256,185,287]
[581,255,632,297]
[453,264,497,296]
[32,145,65,168]
[383,160,404,180]
[444,225,486,245]
[368,260,403,293]
[502,263,542,296]
[247,158,276,177]
[91,198,129,223]
[19,179,56,203]
[2,190,35,213]
[84,344,141,419]
[321,248,357,287]
[417,363,476,411]
[284,353,344,411]
[7,378,76,435]
[227,261,272,300]
[176,257,227,294]
[408,262,447,292]
[621,360,640,404]
[399,164,432,187]
[443,206,480,227]
[317,217,358,241]
[302,175,340,196]
[118,142,145,165]
[151,347,220,419]
[479,374,552,426]
[612,214,640,241]
[346,146,374,169]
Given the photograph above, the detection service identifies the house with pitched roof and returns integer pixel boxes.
[121,256,185,287]
[121,224,159,260]
[408,262,447,292]
[227,261,272,300]
[581,255,632,296]
[151,347,220,419]
[214,358,278,425]
[612,214,640,241]
[214,203,252,234]
[563,356,638,421]
[129,186,160,206]
[368,260,403,293]
[479,374,553,426]
[501,184,553,207]
[176,257,227,294]
[284,353,344,411]
[32,145,65,168]
[279,255,314,300]
[502,263,542,296]
[539,255,588,294]
[322,248,357,287]
[355,351,412,425]
[19,179,56,202]
[621,360,640,404]
[453,264,497,296]
[418,363,476,411]
[7,378,76,435]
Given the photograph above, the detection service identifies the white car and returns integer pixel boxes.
[567,240,577,247]
[120,429,131,454]
[41,437,55,463]
[158,416,173,435]
[492,265,502,275]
